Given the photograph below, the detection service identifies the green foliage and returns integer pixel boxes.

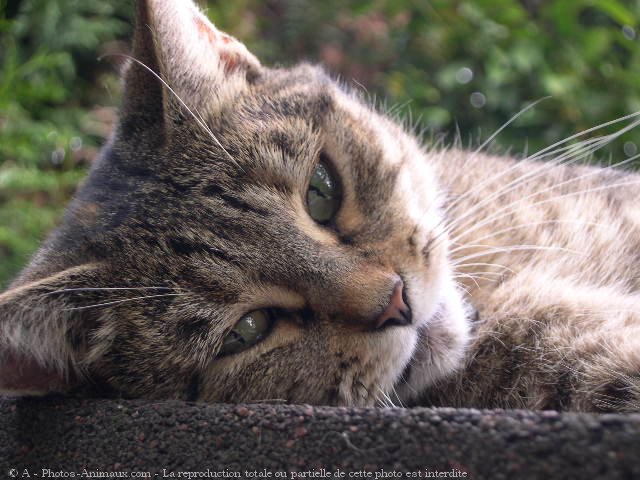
[1,0,639,287]
[205,0,640,156]
[0,0,130,287]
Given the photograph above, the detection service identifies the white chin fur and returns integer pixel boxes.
[396,280,472,404]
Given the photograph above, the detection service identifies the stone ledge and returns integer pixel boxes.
[1,397,639,479]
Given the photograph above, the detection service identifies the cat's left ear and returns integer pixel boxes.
[122,0,261,125]
[0,264,105,396]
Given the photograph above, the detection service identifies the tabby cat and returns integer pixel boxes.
[1,0,639,412]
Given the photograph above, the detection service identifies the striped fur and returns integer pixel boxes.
[1,0,639,412]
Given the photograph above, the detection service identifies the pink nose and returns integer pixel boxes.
[375,280,412,330]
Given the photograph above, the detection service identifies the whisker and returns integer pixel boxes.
[442,133,640,249]
[453,271,508,282]
[374,386,393,408]
[573,310,640,317]
[526,110,640,161]
[454,280,472,297]
[449,175,640,248]
[452,244,583,267]
[442,111,640,219]
[472,97,551,157]
[99,53,243,172]
[443,137,599,228]
[455,272,483,289]
[453,270,508,278]
[390,385,405,408]
[428,139,603,251]
[61,293,187,311]
[453,262,516,273]
[45,286,176,295]
[449,220,611,254]
[436,114,640,244]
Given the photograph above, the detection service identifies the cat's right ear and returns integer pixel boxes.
[122,0,261,130]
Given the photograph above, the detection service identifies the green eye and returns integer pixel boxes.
[307,159,342,223]
[219,309,273,356]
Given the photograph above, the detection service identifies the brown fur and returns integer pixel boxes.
[0,0,639,412]
[418,153,640,412]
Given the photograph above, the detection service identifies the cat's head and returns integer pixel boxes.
[0,0,470,406]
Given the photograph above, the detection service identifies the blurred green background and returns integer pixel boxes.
[1,0,639,288]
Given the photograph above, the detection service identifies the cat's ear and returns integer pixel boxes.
[122,0,261,127]
[0,264,103,396]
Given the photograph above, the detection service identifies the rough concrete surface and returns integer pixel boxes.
[1,397,639,479]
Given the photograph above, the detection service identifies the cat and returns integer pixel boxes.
[1,0,639,412]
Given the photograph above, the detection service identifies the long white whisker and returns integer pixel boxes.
[449,174,640,248]
[61,293,187,311]
[99,53,243,172]
[391,386,405,408]
[430,138,609,250]
[453,270,508,279]
[439,113,640,229]
[455,272,482,289]
[452,244,583,266]
[449,220,612,255]
[472,97,551,156]
[443,136,600,225]
[376,386,397,408]
[525,110,640,160]
[453,262,516,274]
[442,130,640,248]
[453,135,593,207]
[446,111,640,216]
[45,286,175,295]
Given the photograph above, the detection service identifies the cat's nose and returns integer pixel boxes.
[374,280,412,330]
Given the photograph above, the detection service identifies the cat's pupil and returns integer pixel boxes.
[307,159,341,223]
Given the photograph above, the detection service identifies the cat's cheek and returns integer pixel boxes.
[396,281,472,404]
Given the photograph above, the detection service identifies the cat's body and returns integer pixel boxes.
[425,153,640,411]
[1,0,639,412]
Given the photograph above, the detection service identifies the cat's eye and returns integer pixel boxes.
[307,158,342,223]
[219,309,274,356]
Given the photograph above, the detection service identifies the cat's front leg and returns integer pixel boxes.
[419,271,640,412]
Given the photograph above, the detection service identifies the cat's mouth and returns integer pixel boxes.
[390,290,471,405]
[394,305,441,387]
